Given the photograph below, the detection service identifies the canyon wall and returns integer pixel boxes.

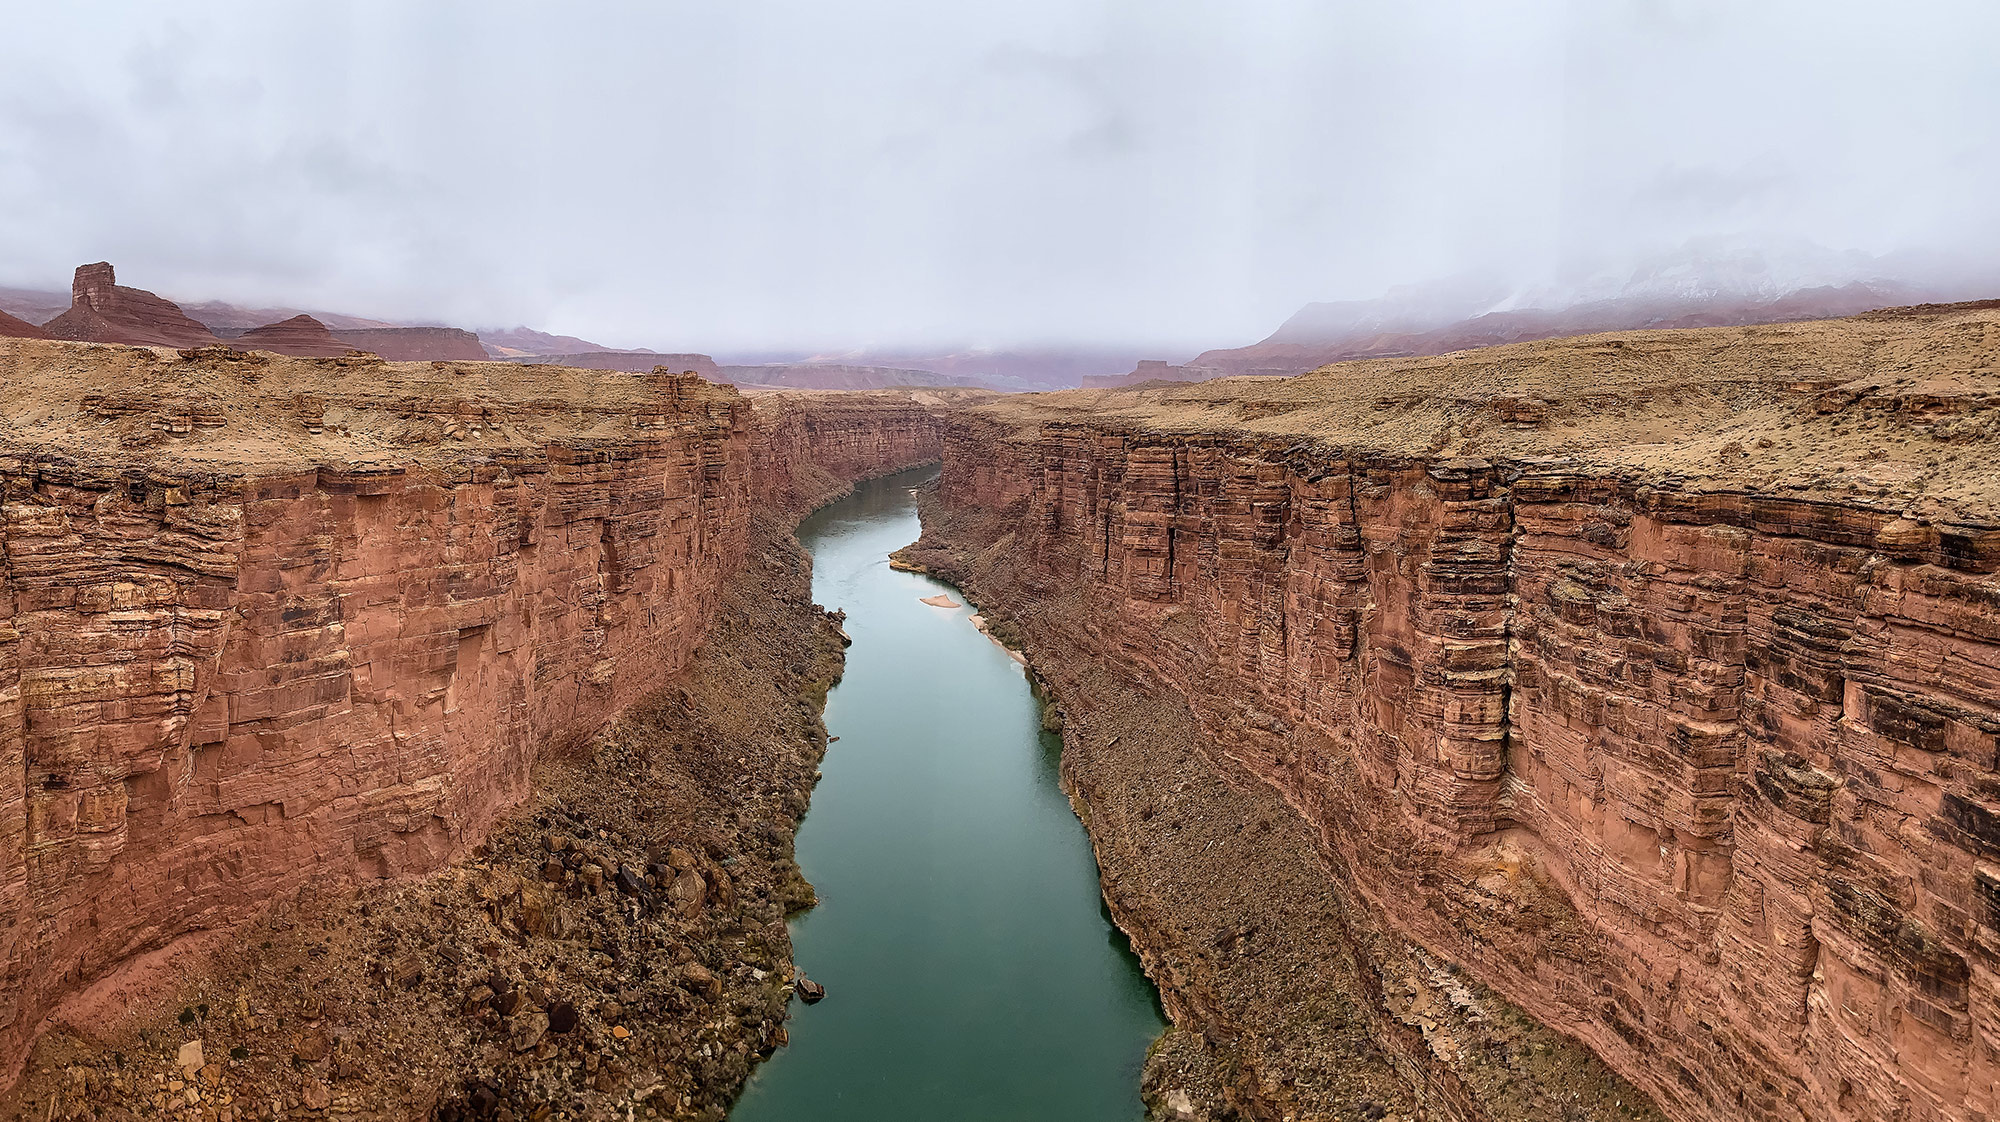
[0,340,942,1083]
[924,305,2000,1122]
[749,390,952,512]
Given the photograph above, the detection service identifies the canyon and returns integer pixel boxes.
[0,338,940,1116]
[900,301,2000,1122]
[0,299,1995,1120]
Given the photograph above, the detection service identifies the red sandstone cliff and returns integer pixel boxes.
[921,304,2000,1122]
[40,263,222,349]
[748,390,957,510]
[0,341,944,1084]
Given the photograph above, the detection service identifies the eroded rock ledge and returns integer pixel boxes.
[0,338,946,1099]
[906,304,2000,1122]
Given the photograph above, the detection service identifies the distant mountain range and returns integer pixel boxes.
[0,265,1121,390]
[8,240,1991,393]
[1086,239,2000,387]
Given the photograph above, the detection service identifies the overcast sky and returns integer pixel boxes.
[3,1,1996,351]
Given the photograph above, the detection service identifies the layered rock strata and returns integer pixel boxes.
[7,515,848,1120]
[912,304,2000,1122]
[748,390,962,511]
[0,338,943,1087]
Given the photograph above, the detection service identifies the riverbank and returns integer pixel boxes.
[896,487,1667,1122]
[2,511,845,1121]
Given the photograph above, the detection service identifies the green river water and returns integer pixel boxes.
[729,466,1166,1121]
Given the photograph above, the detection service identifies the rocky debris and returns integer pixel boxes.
[2,527,845,1120]
[908,304,2000,1122]
[792,976,825,1005]
[40,261,223,348]
[235,314,351,357]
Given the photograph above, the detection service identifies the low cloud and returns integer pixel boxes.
[1,0,1994,351]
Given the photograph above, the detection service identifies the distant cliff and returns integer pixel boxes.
[331,325,489,361]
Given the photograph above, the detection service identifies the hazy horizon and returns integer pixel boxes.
[4,1,1997,353]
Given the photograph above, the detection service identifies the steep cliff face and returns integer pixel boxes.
[920,304,2000,1122]
[0,340,944,1084]
[748,390,960,513]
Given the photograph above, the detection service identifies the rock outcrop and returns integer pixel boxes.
[235,313,351,357]
[0,340,944,1085]
[914,302,2000,1122]
[40,263,222,349]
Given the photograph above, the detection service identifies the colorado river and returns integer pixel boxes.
[729,466,1166,1121]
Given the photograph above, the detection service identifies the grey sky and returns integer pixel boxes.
[3,1,1995,351]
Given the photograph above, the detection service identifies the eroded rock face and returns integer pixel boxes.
[749,391,948,511]
[926,306,2000,1122]
[40,263,222,349]
[0,339,944,1084]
